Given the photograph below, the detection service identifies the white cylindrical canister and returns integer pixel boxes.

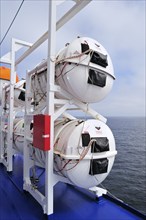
[55,37,115,103]
[13,118,116,189]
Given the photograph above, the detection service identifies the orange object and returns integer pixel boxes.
[0,66,19,82]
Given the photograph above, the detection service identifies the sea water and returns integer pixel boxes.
[103,117,146,215]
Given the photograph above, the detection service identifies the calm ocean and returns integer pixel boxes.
[102,117,146,215]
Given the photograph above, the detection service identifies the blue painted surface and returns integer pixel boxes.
[0,155,145,220]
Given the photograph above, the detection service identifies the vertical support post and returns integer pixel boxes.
[0,86,5,162]
[45,0,56,215]
[7,39,16,171]
[23,70,32,186]
[0,39,32,170]
[0,106,2,162]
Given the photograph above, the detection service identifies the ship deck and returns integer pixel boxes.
[0,154,145,220]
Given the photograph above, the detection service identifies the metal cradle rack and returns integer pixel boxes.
[0,0,111,215]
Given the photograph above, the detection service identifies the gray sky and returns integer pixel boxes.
[0,0,145,117]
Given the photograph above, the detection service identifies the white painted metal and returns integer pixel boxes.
[23,66,36,192]
[0,39,19,171]
[0,86,7,163]
[45,0,56,214]
[5,39,16,171]
[0,39,32,64]
[23,0,94,215]
[58,86,107,123]
[0,0,117,216]
[55,0,66,6]
[89,186,107,197]
[0,39,32,171]
[15,0,91,66]
[23,114,34,185]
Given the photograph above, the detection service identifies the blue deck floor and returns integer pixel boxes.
[0,155,145,220]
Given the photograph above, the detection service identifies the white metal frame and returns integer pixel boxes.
[0,39,32,171]
[0,0,109,216]
[22,0,99,215]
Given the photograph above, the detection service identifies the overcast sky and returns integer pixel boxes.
[0,0,145,117]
